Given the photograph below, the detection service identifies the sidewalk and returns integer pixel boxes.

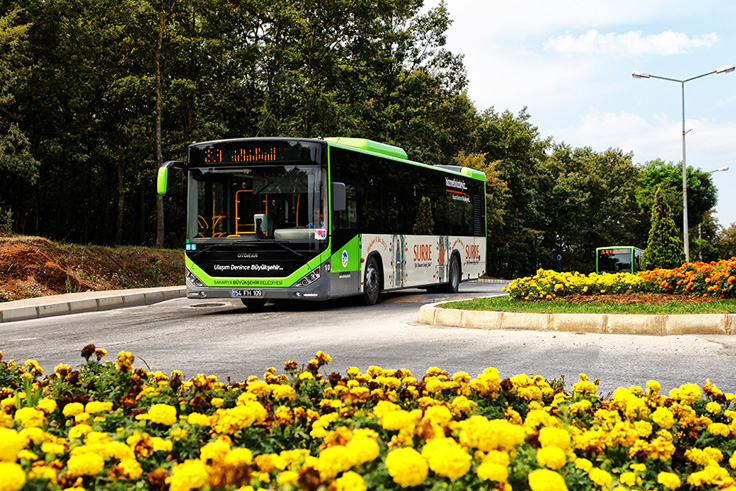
[0,286,186,323]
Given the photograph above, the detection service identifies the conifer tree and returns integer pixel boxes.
[413,196,435,235]
[642,186,685,269]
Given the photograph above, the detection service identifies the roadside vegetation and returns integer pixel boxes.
[444,295,736,315]
[2,346,736,491]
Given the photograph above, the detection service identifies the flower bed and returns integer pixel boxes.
[2,346,736,491]
[505,259,736,301]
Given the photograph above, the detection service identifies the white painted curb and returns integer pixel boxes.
[419,302,736,335]
[0,287,186,323]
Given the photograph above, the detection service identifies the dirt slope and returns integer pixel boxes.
[0,235,184,302]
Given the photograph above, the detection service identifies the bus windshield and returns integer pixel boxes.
[187,165,326,246]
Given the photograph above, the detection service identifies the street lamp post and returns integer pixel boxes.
[632,64,735,262]
[698,167,729,261]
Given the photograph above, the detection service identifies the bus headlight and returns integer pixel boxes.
[186,267,206,287]
[294,266,321,288]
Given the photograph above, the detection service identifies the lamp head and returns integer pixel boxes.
[716,64,735,74]
[632,71,650,79]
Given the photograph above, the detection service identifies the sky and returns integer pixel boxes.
[425,0,736,228]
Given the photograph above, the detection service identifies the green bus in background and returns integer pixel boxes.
[596,246,644,274]
[157,137,487,308]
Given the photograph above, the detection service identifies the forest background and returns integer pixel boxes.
[2,0,736,279]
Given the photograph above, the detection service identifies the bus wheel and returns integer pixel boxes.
[442,255,461,294]
[241,298,267,310]
[363,256,381,305]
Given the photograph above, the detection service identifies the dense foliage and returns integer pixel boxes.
[0,0,726,277]
[642,187,685,270]
[3,346,736,491]
[506,258,736,301]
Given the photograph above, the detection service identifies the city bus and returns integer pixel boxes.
[157,137,487,307]
[595,246,644,274]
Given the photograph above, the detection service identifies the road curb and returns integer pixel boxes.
[0,287,186,324]
[419,301,736,335]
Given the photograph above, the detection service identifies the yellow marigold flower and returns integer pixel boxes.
[477,461,508,482]
[424,439,471,480]
[345,434,380,467]
[36,399,56,414]
[0,462,25,491]
[385,447,428,488]
[117,458,143,480]
[68,424,92,440]
[276,470,299,486]
[630,463,646,472]
[41,442,65,456]
[669,384,702,405]
[332,470,366,491]
[62,402,84,417]
[620,472,639,487]
[539,426,570,451]
[528,469,569,491]
[634,420,653,438]
[27,464,57,483]
[381,409,422,431]
[706,402,722,414]
[210,401,267,435]
[144,404,177,426]
[210,397,224,407]
[115,351,135,371]
[708,422,730,437]
[85,401,113,414]
[536,446,567,470]
[588,468,612,486]
[316,445,351,480]
[658,472,682,489]
[187,413,210,426]
[17,449,37,461]
[646,380,661,394]
[225,447,253,466]
[14,407,45,428]
[67,452,105,477]
[651,407,675,429]
[271,385,296,400]
[167,459,209,491]
[0,428,25,462]
[423,405,452,426]
[274,405,293,425]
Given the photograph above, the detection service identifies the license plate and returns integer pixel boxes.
[232,289,263,298]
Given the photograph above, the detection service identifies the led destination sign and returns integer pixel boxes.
[188,139,321,166]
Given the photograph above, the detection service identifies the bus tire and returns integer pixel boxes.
[439,255,461,294]
[241,298,267,310]
[363,256,381,305]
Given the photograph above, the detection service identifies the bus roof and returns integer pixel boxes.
[323,137,407,159]
[324,137,486,182]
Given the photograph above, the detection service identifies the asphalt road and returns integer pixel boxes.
[3,281,736,395]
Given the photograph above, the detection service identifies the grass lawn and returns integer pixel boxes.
[442,295,736,315]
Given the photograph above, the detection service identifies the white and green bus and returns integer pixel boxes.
[595,246,644,274]
[158,137,486,307]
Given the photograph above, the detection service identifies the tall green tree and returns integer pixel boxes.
[642,186,685,269]
[636,159,718,235]
[0,7,39,225]
[542,145,646,272]
[470,108,550,278]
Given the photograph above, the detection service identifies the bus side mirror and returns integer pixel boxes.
[157,160,186,195]
[332,182,346,212]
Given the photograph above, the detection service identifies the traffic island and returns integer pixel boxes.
[418,302,736,335]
